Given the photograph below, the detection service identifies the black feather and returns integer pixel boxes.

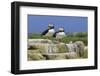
[41,29,49,36]
[53,31,59,37]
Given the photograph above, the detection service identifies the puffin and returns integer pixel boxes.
[41,24,55,37]
[53,28,66,40]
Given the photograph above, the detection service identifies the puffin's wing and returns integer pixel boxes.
[53,31,59,37]
[41,29,49,36]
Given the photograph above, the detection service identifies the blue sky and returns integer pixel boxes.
[28,15,88,33]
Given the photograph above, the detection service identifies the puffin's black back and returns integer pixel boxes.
[53,31,59,37]
[41,29,49,36]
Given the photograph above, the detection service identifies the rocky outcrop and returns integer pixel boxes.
[28,39,88,60]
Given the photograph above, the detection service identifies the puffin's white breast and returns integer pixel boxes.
[56,32,66,39]
[45,29,55,36]
[48,29,55,33]
[57,32,66,35]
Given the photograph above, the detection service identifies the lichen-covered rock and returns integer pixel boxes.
[66,52,79,59]
[28,39,87,60]
[43,53,66,60]
[28,50,40,53]
[28,44,49,53]
[47,55,57,60]
[28,53,46,60]
[74,41,85,57]
[82,46,88,58]
[66,43,77,52]
[54,54,67,60]
[56,43,69,53]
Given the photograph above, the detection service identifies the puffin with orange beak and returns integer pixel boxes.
[53,28,66,41]
[41,24,55,37]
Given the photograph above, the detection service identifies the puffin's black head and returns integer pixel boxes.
[48,24,54,29]
[58,28,64,32]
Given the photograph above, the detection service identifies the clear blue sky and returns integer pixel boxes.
[28,15,87,33]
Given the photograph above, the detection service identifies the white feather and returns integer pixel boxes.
[56,32,66,39]
[48,29,55,33]
[45,29,55,36]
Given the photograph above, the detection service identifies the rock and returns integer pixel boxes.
[43,53,66,60]
[84,46,88,51]
[66,43,77,52]
[28,45,38,50]
[28,50,40,53]
[45,54,57,60]
[43,52,79,60]
[28,39,87,60]
[54,54,67,60]
[28,43,49,53]
[74,41,85,57]
[28,53,46,60]
[81,46,88,58]
[66,41,86,58]
[66,52,79,59]
[56,43,69,53]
